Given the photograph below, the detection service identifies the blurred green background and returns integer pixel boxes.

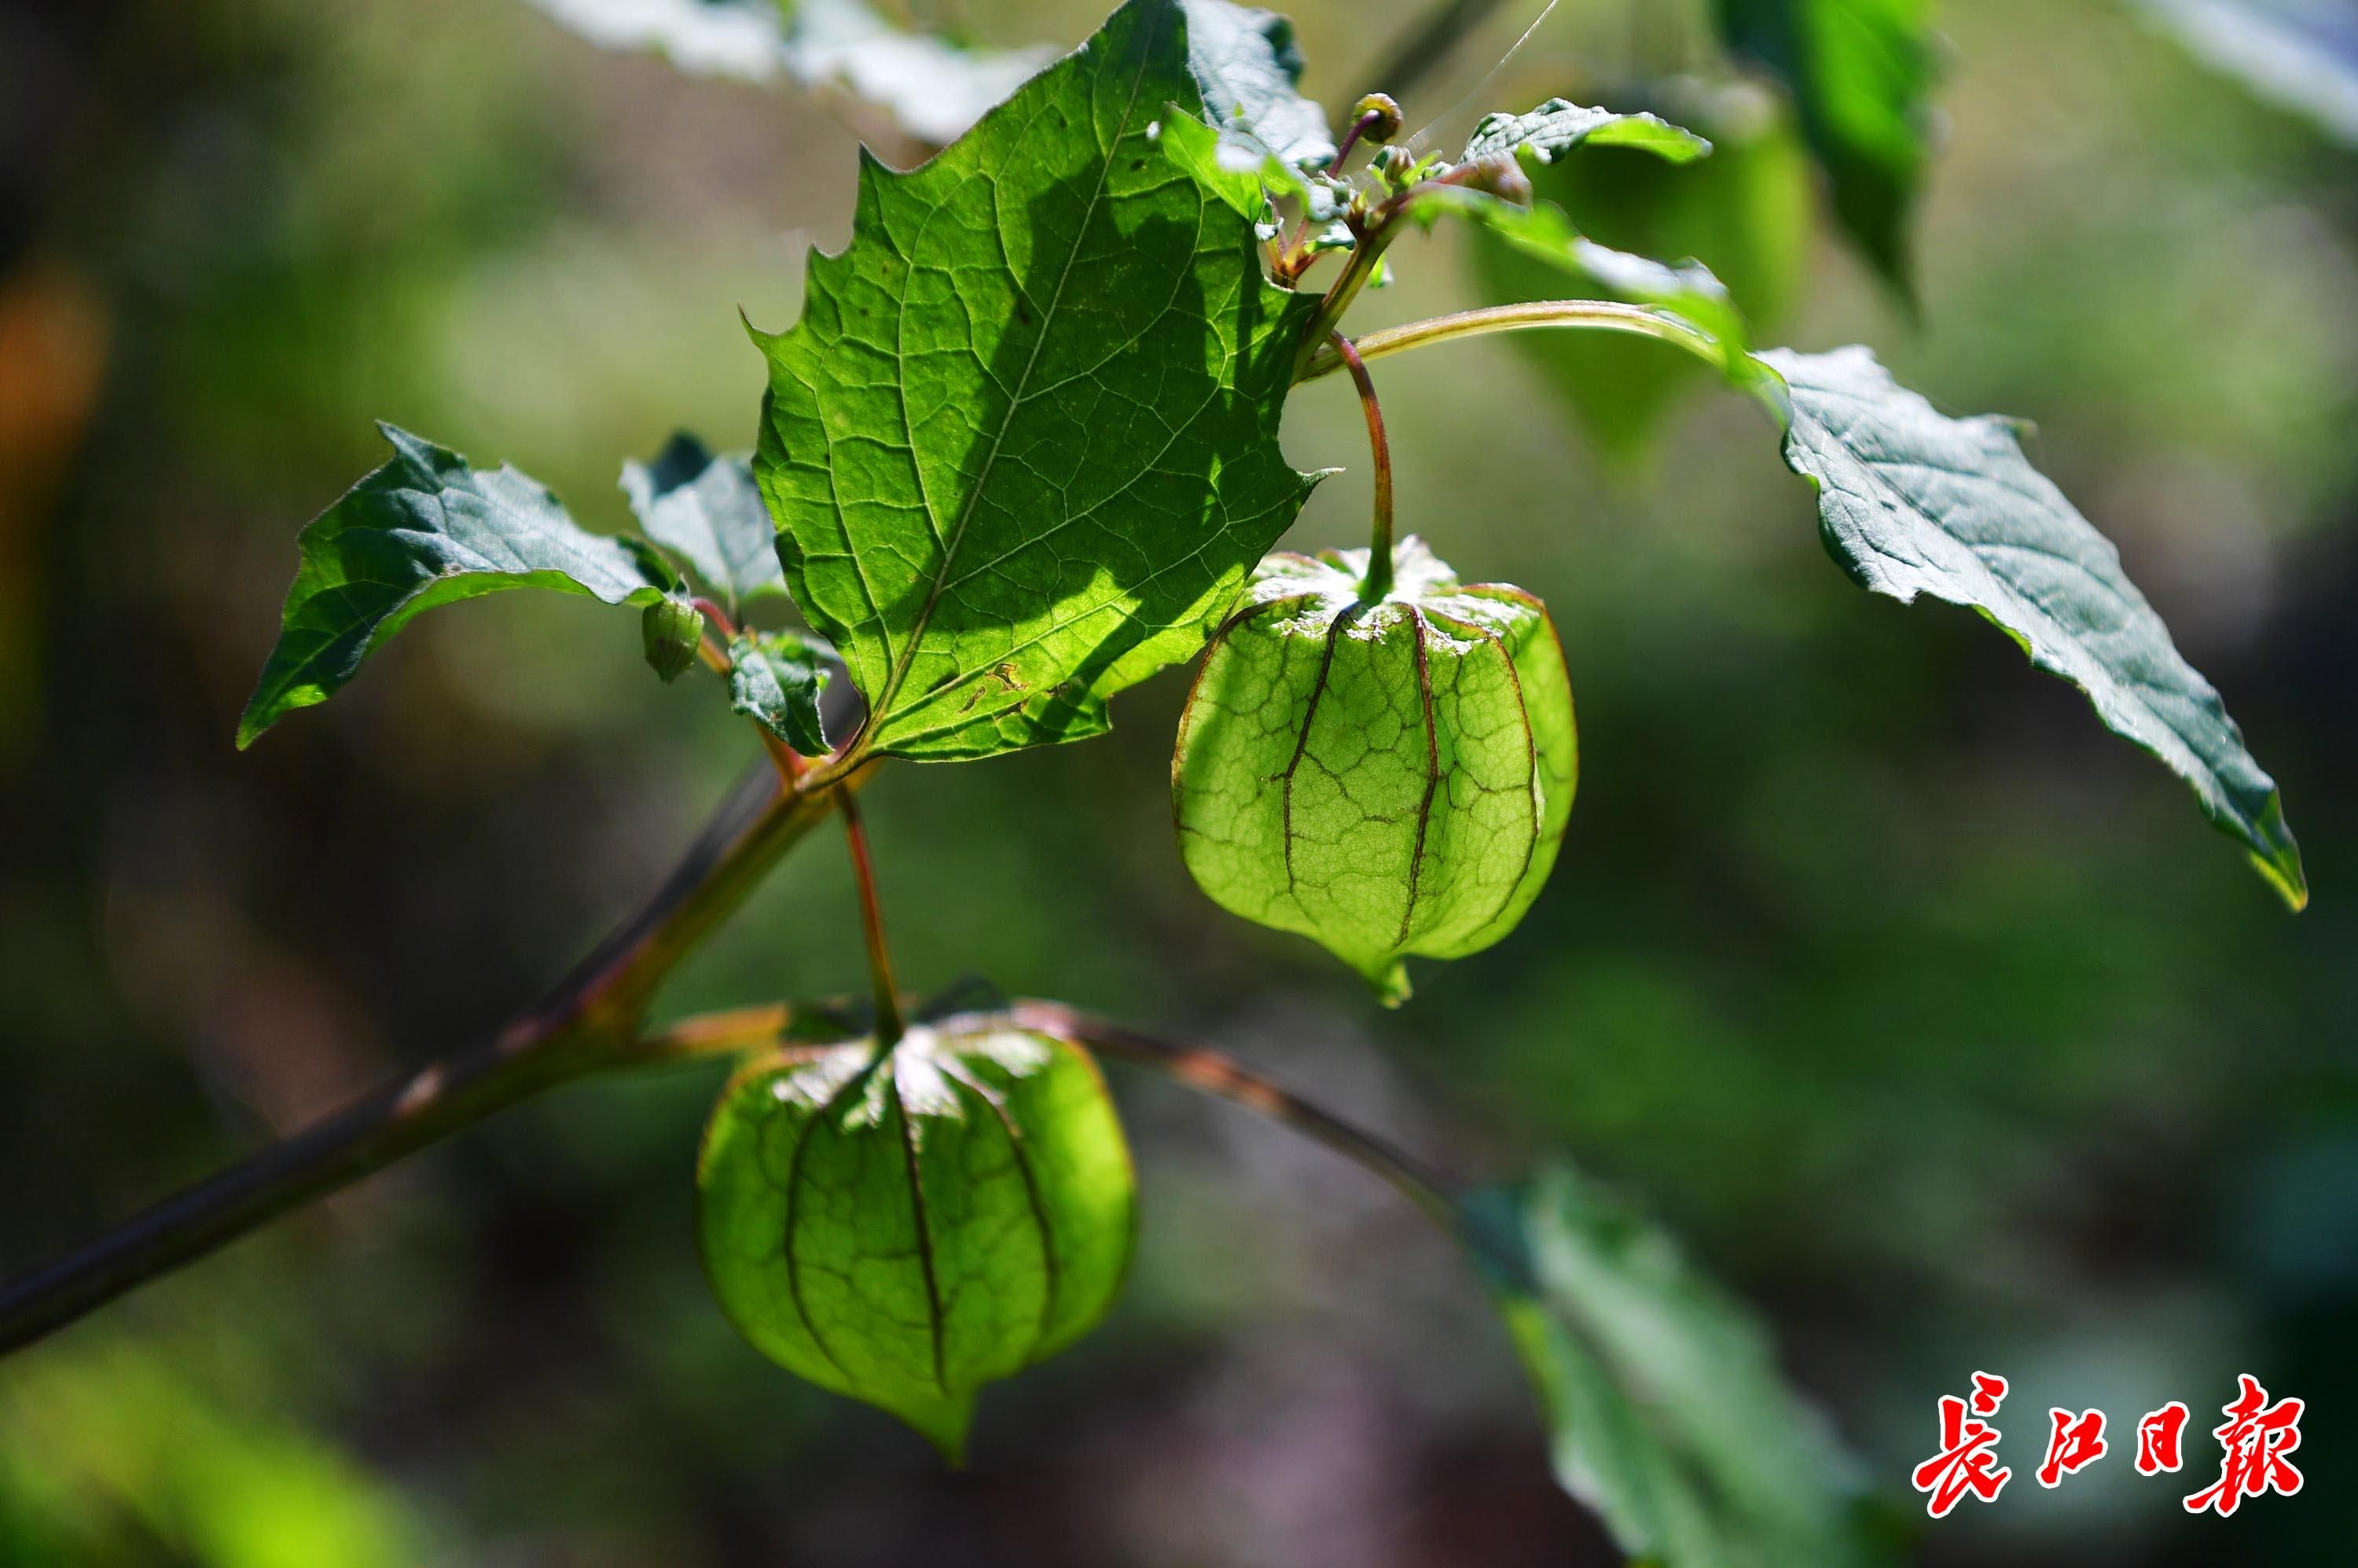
[2,0,2352,1562]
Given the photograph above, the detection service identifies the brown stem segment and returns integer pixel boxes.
[0,762,850,1355]
[1005,1000,1456,1225]
[1331,329,1397,600]
[838,790,905,1047]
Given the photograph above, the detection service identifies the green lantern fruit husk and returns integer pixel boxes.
[1173,537,1578,1004]
[696,1022,1135,1460]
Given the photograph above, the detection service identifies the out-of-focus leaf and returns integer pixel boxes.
[1458,1165,1888,1568]
[1464,85,1813,464]
[1180,0,1335,169]
[697,1023,1135,1460]
[1754,345,2306,907]
[727,630,830,752]
[782,0,1057,148]
[522,0,1056,147]
[1713,0,1937,301]
[523,0,788,81]
[0,1338,423,1568]
[751,0,1318,762]
[239,425,678,747]
[2132,0,2358,145]
[623,432,786,612]
[1416,186,1761,385]
[1462,98,1713,167]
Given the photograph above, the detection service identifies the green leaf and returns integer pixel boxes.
[1173,538,1577,1004]
[697,1022,1136,1460]
[238,424,678,748]
[1462,98,1714,167]
[1463,86,1813,464]
[1459,1165,1890,1568]
[1415,186,1762,386]
[2132,0,2358,147]
[1178,0,1336,170]
[623,432,787,613]
[752,0,1319,762]
[1713,0,1936,301]
[727,630,832,753]
[1754,345,2306,908]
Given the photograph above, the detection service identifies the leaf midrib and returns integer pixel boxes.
[865,5,1170,737]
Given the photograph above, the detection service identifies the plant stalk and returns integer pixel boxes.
[1005,1000,1456,1225]
[838,790,905,1047]
[0,762,849,1356]
[1298,299,1725,384]
[1328,330,1398,599]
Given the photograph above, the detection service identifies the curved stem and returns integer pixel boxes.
[1298,300,1724,385]
[1329,330,1397,598]
[0,762,852,1355]
[1005,1000,1457,1225]
[838,790,904,1048]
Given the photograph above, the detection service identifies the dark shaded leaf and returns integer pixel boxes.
[239,424,677,747]
[1459,1166,1891,1568]
[1179,0,1336,170]
[1754,345,2305,907]
[727,630,831,753]
[623,432,786,612]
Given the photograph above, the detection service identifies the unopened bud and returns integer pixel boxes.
[1352,93,1404,145]
[641,596,703,683]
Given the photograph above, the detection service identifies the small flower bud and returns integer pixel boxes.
[641,596,703,683]
[1352,93,1405,145]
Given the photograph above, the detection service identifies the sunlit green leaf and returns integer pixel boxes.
[1713,0,1936,301]
[1462,98,1713,167]
[1755,345,2306,907]
[697,1023,1135,1460]
[1173,538,1576,1004]
[1459,1165,1890,1568]
[623,432,786,613]
[752,0,1318,762]
[239,424,678,748]
[1464,87,1813,464]
[727,630,831,753]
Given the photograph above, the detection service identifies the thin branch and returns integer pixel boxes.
[1004,1000,1458,1225]
[1297,300,1724,385]
[0,762,850,1356]
[838,791,905,1047]
[1329,330,1397,598]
